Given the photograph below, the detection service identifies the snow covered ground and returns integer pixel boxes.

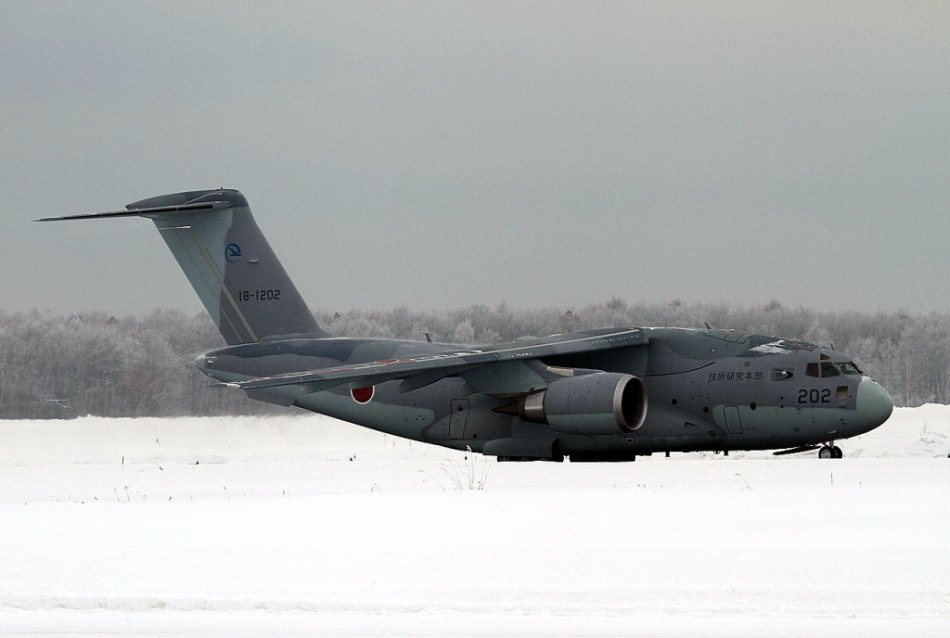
[0,406,948,636]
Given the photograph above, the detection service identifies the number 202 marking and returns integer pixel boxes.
[798,388,831,404]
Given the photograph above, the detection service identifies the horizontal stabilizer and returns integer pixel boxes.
[36,200,230,222]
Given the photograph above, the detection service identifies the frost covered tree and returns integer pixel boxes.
[1,300,949,417]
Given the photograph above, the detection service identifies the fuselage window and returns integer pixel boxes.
[806,363,820,377]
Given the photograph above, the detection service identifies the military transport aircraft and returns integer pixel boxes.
[40,189,893,461]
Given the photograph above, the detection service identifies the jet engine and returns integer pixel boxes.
[517,373,648,435]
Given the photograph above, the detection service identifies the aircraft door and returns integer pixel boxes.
[724,405,743,434]
[449,399,470,439]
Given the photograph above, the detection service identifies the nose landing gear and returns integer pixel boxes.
[818,443,843,459]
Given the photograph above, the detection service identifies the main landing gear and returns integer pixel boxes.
[774,442,844,458]
[818,443,843,459]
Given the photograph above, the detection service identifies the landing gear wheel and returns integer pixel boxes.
[818,445,843,459]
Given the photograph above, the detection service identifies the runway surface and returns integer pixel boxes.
[0,406,947,636]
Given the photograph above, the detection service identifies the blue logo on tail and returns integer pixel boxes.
[225,243,242,263]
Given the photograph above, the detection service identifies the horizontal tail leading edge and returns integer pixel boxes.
[38,189,326,345]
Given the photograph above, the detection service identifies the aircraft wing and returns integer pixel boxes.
[229,327,648,394]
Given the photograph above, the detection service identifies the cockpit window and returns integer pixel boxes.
[806,361,846,378]
[820,362,840,377]
[839,361,862,375]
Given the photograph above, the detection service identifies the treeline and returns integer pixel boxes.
[2,300,948,418]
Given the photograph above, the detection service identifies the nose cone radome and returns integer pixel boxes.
[856,377,894,433]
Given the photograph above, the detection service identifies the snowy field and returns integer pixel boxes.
[0,407,948,637]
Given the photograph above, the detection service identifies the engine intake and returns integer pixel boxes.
[518,373,648,435]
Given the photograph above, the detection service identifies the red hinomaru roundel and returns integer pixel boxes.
[350,385,375,404]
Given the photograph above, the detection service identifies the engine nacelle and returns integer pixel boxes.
[519,373,648,435]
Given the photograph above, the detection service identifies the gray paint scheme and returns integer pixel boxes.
[59,189,326,345]
[40,189,895,461]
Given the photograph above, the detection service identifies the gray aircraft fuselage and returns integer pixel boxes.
[41,189,893,461]
[196,327,892,461]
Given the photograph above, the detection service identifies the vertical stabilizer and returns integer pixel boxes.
[40,189,327,344]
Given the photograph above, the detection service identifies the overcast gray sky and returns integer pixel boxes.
[3,1,949,318]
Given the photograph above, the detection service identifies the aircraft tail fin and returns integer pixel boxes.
[39,189,327,344]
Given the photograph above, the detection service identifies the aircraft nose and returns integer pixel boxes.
[855,377,894,432]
